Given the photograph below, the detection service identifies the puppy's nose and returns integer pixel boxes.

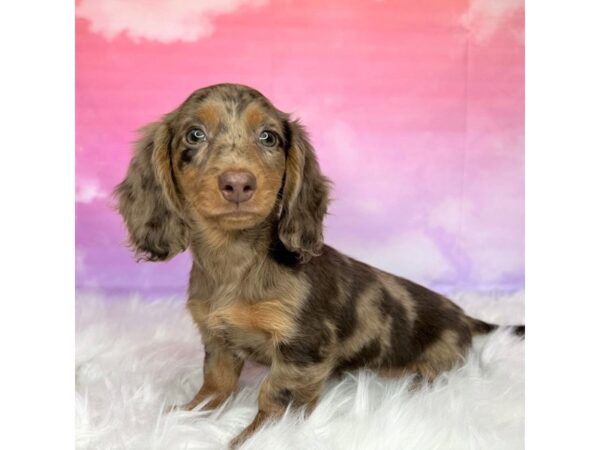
[218,171,257,204]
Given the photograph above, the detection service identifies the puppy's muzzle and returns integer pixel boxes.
[218,170,257,204]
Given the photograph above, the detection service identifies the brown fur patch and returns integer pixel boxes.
[194,102,222,131]
[336,283,390,371]
[407,329,466,380]
[206,300,296,343]
[244,102,270,130]
[377,272,418,326]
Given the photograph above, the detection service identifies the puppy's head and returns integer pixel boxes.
[115,84,330,262]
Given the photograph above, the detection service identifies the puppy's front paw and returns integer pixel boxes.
[229,410,269,449]
[229,430,249,450]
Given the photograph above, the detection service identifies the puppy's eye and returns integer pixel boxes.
[186,128,206,145]
[258,130,278,147]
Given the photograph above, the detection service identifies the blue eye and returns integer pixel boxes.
[186,128,206,144]
[258,130,277,147]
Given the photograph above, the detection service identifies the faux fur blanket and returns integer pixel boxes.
[75,292,524,450]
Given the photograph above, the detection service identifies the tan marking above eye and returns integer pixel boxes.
[243,103,282,135]
[195,103,222,131]
[244,104,268,129]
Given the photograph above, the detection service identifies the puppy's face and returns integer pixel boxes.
[171,89,287,230]
[116,83,330,262]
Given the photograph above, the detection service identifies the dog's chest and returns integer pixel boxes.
[213,323,274,365]
[191,299,296,365]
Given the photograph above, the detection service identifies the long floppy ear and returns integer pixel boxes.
[278,119,331,262]
[114,121,189,261]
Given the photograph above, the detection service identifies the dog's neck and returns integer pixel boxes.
[185,207,302,304]
[189,218,273,278]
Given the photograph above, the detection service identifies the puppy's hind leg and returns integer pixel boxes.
[229,356,331,449]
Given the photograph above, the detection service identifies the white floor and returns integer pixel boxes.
[76,291,524,450]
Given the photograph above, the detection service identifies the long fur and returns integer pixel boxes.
[114,83,524,447]
[75,291,524,450]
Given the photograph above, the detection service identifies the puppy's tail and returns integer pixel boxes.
[468,317,525,338]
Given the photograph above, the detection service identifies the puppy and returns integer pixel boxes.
[115,83,524,448]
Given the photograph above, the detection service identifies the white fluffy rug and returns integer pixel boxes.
[76,291,524,450]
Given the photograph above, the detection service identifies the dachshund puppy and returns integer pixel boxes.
[115,83,524,448]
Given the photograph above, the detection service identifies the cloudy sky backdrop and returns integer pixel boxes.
[76,0,524,296]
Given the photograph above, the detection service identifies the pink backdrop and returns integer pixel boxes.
[76,0,524,296]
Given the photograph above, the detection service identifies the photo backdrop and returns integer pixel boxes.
[76,0,524,297]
